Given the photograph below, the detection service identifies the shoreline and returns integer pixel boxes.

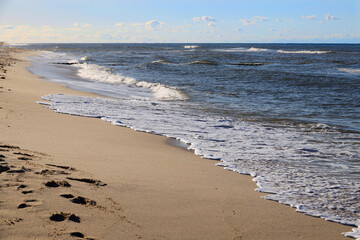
[0,47,353,239]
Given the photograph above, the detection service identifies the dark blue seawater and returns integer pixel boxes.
[16,43,360,238]
[23,43,360,132]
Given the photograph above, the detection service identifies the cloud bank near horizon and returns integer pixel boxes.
[0,0,358,43]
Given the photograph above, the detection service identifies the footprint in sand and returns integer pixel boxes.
[45,180,71,187]
[70,231,96,239]
[36,169,69,175]
[0,145,20,150]
[17,203,30,209]
[13,152,34,157]
[46,163,76,171]
[66,177,106,186]
[17,157,32,161]
[21,190,34,194]
[0,165,10,173]
[60,194,96,206]
[70,232,85,238]
[49,212,80,223]
[4,218,23,225]
[17,184,27,190]
[60,194,74,199]
[7,166,31,173]
[17,199,41,209]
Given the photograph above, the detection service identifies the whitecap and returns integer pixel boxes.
[276,50,331,54]
[213,47,269,53]
[8,43,29,46]
[184,45,199,49]
[338,68,360,74]
[80,56,91,61]
[248,47,269,52]
[76,63,188,101]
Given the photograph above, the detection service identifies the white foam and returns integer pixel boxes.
[213,47,270,53]
[37,50,76,62]
[39,94,360,239]
[8,43,29,46]
[184,45,199,49]
[152,59,173,65]
[344,224,360,240]
[248,47,269,52]
[276,50,331,54]
[80,56,91,61]
[69,59,79,64]
[213,48,330,54]
[76,63,188,101]
[338,68,360,74]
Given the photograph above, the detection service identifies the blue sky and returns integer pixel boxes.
[0,0,359,43]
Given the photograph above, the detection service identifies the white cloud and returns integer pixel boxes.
[67,27,81,31]
[145,20,163,30]
[193,16,216,23]
[202,16,215,22]
[276,18,282,22]
[130,22,144,27]
[325,14,339,21]
[253,16,268,22]
[239,16,268,26]
[115,22,129,31]
[239,19,257,26]
[302,15,317,20]
[323,33,358,39]
[208,22,216,27]
[73,23,92,28]
[193,17,201,23]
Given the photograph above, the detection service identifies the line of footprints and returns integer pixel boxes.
[0,144,107,239]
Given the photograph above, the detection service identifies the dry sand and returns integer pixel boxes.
[0,48,353,239]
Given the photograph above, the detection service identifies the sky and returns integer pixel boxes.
[0,0,359,43]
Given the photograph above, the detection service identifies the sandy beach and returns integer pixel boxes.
[0,47,353,239]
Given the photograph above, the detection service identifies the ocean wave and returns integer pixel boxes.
[80,56,91,61]
[189,60,218,65]
[229,62,268,66]
[76,63,188,101]
[338,68,360,74]
[214,47,331,54]
[213,47,270,53]
[152,59,172,65]
[184,45,199,49]
[248,47,269,52]
[276,50,331,54]
[8,43,29,46]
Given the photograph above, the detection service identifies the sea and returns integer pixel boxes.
[14,43,360,238]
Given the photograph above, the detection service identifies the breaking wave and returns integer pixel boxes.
[80,56,91,61]
[338,68,360,74]
[276,50,331,54]
[184,45,199,49]
[189,60,218,65]
[213,47,270,52]
[76,63,188,101]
